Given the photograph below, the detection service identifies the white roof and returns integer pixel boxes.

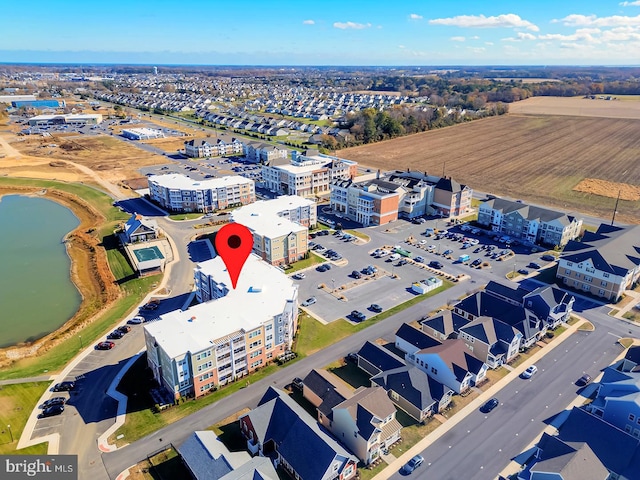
[148,173,253,190]
[28,113,101,121]
[122,127,162,135]
[145,254,297,359]
[272,162,325,174]
[255,195,315,211]
[232,209,305,238]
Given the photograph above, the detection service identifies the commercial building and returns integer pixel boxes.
[11,99,65,109]
[184,137,243,158]
[262,149,357,197]
[121,127,165,140]
[148,174,255,213]
[557,224,640,301]
[330,170,473,226]
[244,142,288,163]
[478,198,582,247]
[0,94,37,103]
[27,113,103,126]
[145,254,298,398]
[231,196,316,266]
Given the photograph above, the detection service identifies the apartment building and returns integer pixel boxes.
[262,150,357,197]
[330,178,401,226]
[330,171,472,226]
[432,177,473,218]
[557,224,640,301]
[148,174,255,213]
[243,142,288,163]
[145,254,298,399]
[184,137,243,158]
[231,197,315,265]
[478,198,583,247]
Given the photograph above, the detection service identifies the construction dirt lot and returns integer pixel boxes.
[508,95,640,119]
[338,112,640,224]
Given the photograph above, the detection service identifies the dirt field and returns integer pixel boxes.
[7,134,169,184]
[337,114,640,223]
[509,96,640,119]
[574,179,640,202]
[141,136,194,154]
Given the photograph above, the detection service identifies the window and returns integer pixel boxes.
[603,272,609,278]
[625,425,632,433]
[565,269,571,275]
[248,329,261,338]
[249,340,262,349]
[566,262,573,267]
[431,367,438,375]
[630,414,636,422]
[584,276,593,283]
[601,281,608,287]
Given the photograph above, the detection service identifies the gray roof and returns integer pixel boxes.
[481,198,571,225]
[177,431,250,480]
[420,310,470,338]
[459,316,519,346]
[557,407,640,477]
[333,387,396,441]
[302,369,348,417]
[219,457,278,480]
[562,224,640,276]
[530,433,609,480]
[371,365,451,411]
[417,339,486,379]
[396,323,441,351]
[357,341,405,373]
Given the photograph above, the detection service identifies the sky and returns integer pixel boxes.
[2,0,640,65]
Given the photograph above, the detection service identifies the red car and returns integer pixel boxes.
[96,341,115,350]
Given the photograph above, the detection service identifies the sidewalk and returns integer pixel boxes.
[372,318,583,480]
[607,289,640,321]
[0,375,55,386]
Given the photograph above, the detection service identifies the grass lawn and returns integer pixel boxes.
[126,446,189,480]
[578,321,595,331]
[389,410,442,457]
[328,362,371,390]
[286,252,326,274]
[480,366,509,390]
[0,382,50,454]
[311,223,331,231]
[509,345,542,369]
[208,409,251,452]
[567,316,579,325]
[620,338,636,348]
[358,460,389,480]
[623,310,640,322]
[168,213,202,220]
[531,265,558,284]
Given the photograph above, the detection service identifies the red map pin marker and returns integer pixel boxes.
[215,223,254,289]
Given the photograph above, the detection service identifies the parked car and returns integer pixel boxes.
[397,259,408,266]
[528,262,542,269]
[480,398,500,413]
[541,254,556,261]
[350,310,366,322]
[370,304,383,313]
[443,249,453,256]
[414,256,425,263]
[292,272,306,280]
[316,264,331,272]
[53,381,76,392]
[346,352,358,363]
[96,341,116,350]
[117,325,131,334]
[471,258,482,267]
[517,269,530,275]
[301,297,317,307]
[128,316,144,325]
[39,404,64,418]
[402,455,425,474]
[292,377,304,391]
[42,397,66,409]
[522,365,538,379]
[351,270,362,279]
[107,330,124,340]
[577,374,592,386]
[429,261,443,269]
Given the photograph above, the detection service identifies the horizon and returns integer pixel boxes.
[2,0,640,65]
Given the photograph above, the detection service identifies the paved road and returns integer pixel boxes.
[386,309,640,480]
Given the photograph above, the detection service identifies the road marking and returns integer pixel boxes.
[607,332,622,339]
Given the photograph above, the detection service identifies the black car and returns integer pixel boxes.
[42,397,66,409]
[107,330,124,340]
[346,352,358,363]
[541,254,556,261]
[117,325,131,334]
[577,374,592,386]
[528,262,542,269]
[350,310,366,322]
[53,381,76,392]
[480,398,499,413]
[39,404,64,418]
[369,304,383,313]
[429,261,443,269]
[518,268,530,275]
[292,377,304,391]
[351,270,362,279]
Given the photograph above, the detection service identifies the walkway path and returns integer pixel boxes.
[0,375,55,386]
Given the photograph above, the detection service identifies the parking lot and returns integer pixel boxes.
[138,154,262,183]
[293,218,558,324]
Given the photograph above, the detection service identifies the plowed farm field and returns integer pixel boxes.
[337,114,640,223]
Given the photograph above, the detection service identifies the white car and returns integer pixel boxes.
[522,365,538,379]
[292,273,306,280]
[388,253,401,261]
[128,316,144,325]
[301,297,317,307]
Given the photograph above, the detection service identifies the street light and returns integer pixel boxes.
[79,335,83,349]
[7,424,13,443]
[513,261,517,277]
[331,279,336,292]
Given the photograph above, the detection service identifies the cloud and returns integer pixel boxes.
[503,32,538,41]
[429,14,539,31]
[467,47,486,54]
[470,35,480,40]
[538,28,603,44]
[450,36,466,42]
[333,21,372,30]
[409,13,423,20]
[485,41,494,46]
[555,14,640,27]
[620,1,640,6]
[302,20,315,25]
[398,45,406,49]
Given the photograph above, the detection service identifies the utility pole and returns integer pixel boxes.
[611,190,621,226]
[7,424,13,443]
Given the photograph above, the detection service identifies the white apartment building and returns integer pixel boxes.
[148,174,255,213]
[231,196,315,265]
[184,138,243,158]
[262,150,357,197]
[145,254,298,399]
